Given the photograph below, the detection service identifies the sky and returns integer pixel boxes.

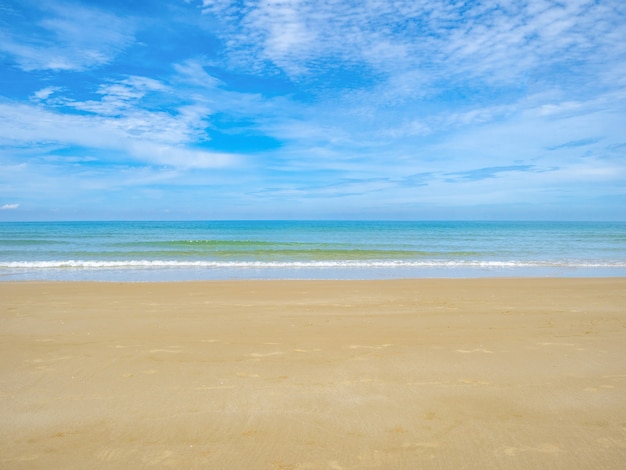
[0,0,625,221]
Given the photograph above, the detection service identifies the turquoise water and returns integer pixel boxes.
[1,221,625,281]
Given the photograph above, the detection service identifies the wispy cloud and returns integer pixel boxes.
[1,203,19,210]
[196,0,626,90]
[70,76,170,116]
[31,87,61,101]
[444,165,543,183]
[546,138,601,151]
[0,99,239,169]
[0,1,134,71]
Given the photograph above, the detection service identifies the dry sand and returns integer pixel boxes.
[1,278,625,469]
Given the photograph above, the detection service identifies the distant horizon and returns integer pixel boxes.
[2,218,625,224]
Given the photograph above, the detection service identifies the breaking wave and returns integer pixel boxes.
[2,260,625,269]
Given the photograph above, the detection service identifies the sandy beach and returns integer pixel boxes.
[1,278,625,469]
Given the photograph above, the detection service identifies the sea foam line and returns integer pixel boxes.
[1,260,625,269]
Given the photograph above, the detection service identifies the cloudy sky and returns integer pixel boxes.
[1,0,625,220]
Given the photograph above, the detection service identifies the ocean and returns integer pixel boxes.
[1,220,625,281]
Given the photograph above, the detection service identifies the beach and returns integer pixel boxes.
[1,278,625,469]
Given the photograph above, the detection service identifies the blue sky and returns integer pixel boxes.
[0,0,625,220]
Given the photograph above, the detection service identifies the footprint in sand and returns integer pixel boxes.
[235,372,260,378]
[194,384,235,390]
[27,356,72,364]
[141,450,175,466]
[456,348,493,354]
[585,385,615,392]
[388,426,408,434]
[250,351,284,358]
[96,448,130,462]
[402,441,441,449]
[459,378,490,385]
[503,443,564,456]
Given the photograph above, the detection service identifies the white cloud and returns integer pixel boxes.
[173,59,223,88]
[1,203,19,210]
[32,87,60,101]
[127,141,240,169]
[194,0,626,97]
[0,100,240,170]
[0,2,134,71]
[70,76,171,116]
[379,120,432,139]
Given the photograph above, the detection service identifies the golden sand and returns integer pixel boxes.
[1,279,625,469]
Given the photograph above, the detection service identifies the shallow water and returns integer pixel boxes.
[1,221,625,281]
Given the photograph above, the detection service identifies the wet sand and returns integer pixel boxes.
[1,278,625,469]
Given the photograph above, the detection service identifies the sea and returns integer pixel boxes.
[1,220,625,282]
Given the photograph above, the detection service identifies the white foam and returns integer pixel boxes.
[1,259,625,269]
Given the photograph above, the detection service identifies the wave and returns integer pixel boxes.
[113,239,290,248]
[2,260,626,269]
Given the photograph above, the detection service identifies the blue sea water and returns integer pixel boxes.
[1,221,625,281]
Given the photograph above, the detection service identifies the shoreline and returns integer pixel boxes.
[2,278,625,468]
[3,267,626,282]
[2,275,626,281]
[1,275,626,285]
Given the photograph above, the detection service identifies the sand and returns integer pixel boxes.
[1,278,625,469]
